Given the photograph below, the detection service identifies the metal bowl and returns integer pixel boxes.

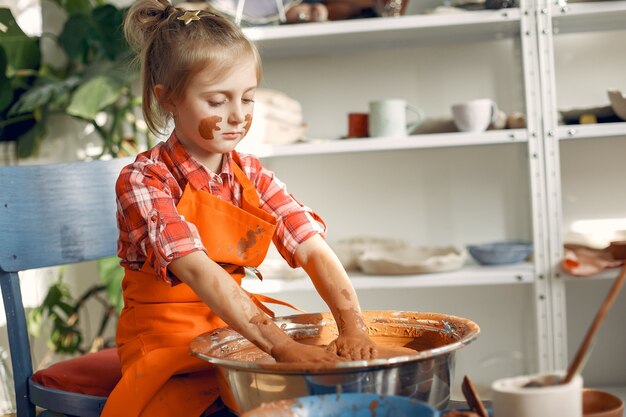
[190,311,480,413]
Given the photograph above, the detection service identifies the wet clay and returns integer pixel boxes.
[244,114,253,134]
[209,322,456,370]
[199,116,222,140]
[191,311,478,372]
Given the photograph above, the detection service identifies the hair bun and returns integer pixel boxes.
[124,0,175,52]
[161,4,174,19]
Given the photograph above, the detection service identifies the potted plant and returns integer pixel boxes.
[0,0,149,159]
[1,0,139,364]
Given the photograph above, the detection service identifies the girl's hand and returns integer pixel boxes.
[328,332,378,361]
[271,341,343,363]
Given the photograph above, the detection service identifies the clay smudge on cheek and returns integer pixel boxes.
[243,114,253,134]
[199,116,222,140]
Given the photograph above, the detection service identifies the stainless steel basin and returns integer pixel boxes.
[190,311,480,413]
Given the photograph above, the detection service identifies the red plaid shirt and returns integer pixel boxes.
[116,134,326,284]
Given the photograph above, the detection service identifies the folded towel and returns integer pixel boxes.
[255,88,303,113]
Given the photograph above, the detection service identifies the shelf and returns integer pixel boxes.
[242,263,534,294]
[245,129,527,158]
[558,122,626,141]
[552,0,626,34]
[243,9,521,58]
[564,267,623,282]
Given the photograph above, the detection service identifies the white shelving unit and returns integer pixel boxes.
[537,0,626,392]
[240,0,626,397]
[246,9,522,57]
[558,122,626,141]
[244,263,534,294]
[245,129,527,158]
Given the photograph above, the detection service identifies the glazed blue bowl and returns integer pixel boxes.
[467,241,533,265]
[240,393,439,417]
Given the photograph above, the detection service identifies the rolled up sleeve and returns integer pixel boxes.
[116,161,205,284]
[250,160,326,267]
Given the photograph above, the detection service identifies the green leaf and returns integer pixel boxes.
[53,300,75,318]
[66,75,123,119]
[42,283,65,311]
[8,75,79,115]
[16,122,44,158]
[27,307,44,337]
[0,46,12,111]
[90,5,126,60]
[98,256,124,314]
[0,8,41,73]
[51,325,82,353]
[65,0,93,16]
[57,14,90,62]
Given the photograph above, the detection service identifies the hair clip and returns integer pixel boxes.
[177,10,201,25]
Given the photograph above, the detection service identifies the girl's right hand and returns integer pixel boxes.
[271,341,342,363]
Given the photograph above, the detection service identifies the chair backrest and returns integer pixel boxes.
[0,157,132,416]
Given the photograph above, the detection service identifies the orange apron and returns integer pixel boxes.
[102,152,295,417]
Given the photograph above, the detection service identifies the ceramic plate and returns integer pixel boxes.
[331,237,409,271]
[356,246,467,275]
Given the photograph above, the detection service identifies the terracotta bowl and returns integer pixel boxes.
[583,389,624,417]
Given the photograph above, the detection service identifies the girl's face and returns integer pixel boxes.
[168,57,257,170]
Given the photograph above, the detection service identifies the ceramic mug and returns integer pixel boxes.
[347,112,369,138]
[451,98,499,132]
[368,99,424,138]
[491,372,583,417]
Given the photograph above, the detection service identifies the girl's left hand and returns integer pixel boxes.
[327,332,378,360]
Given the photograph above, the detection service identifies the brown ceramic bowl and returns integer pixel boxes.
[583,389,624,417]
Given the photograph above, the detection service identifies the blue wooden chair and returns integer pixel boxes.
[0,157,132,417]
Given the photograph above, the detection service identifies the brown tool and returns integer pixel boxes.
[562,264,626,384]
[461,375,489,417]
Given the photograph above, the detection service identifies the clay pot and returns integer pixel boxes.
[583,389,624,417]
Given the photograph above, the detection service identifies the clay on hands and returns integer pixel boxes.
[271,341,342,363]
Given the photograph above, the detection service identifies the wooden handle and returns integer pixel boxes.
[461,375,489,417]
[563,264,626,384]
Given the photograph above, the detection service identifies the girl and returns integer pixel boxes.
[102,1,377,416]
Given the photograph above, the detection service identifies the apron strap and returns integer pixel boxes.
[244,290,305,318]
[230,152,278,225]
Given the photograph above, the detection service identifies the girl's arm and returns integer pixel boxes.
[169,251,340,363]
[294,234,377,360]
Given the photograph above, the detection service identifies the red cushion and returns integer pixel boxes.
[32,348,121,397]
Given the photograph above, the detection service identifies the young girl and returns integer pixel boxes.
[102,1,377,416]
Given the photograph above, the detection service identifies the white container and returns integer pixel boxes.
[491,372,583,417]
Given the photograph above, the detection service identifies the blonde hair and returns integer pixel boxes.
[124,0,262,135]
